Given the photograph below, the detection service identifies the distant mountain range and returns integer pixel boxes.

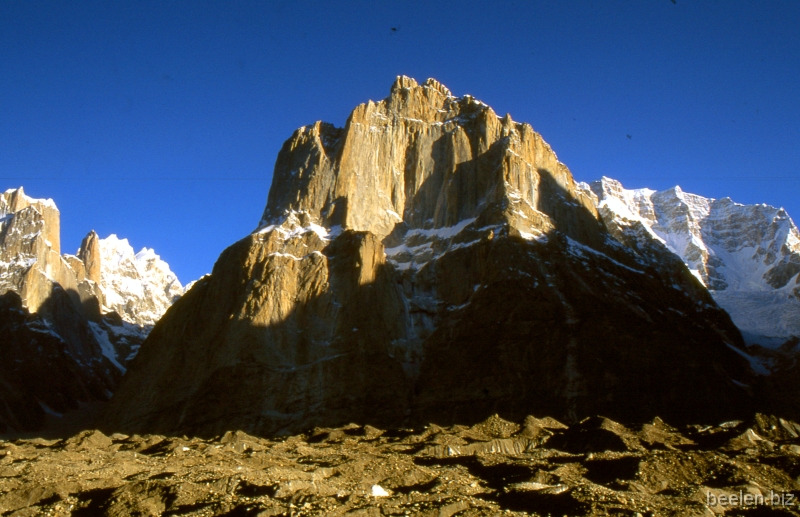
[0,187,181,435]
[2,78,798,438]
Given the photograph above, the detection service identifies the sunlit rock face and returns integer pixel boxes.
[0,188,97,315]
[104,77,756,439]
[589,177,800,347]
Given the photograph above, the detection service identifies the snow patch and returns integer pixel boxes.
[565,237,644,274]
[725,343,771,376]
[88,321,125,373]
[406,218,477,240]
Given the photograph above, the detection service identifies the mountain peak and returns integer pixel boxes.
[390,74,418,91]
[262,76,600,247]
[389,75,453,97]
[1,186,61,255]
[422,77,452,97]
[96,234,182,327]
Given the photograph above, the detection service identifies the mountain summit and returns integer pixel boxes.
[261,76,602,245]
[103,77,755,438]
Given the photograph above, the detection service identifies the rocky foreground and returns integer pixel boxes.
[2,414,799,517]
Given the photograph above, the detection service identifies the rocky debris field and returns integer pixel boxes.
[1,414,799,517]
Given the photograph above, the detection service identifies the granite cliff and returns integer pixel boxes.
[103,77,757,438]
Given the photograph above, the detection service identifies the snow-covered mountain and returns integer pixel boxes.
[96,234,183,327]
[586,177,800,347]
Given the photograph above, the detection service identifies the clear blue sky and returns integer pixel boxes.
[2,1,798,284]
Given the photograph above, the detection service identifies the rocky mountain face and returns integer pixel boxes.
[0,188,181,436]
[587,177,800,348]
[103,77,759,439]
